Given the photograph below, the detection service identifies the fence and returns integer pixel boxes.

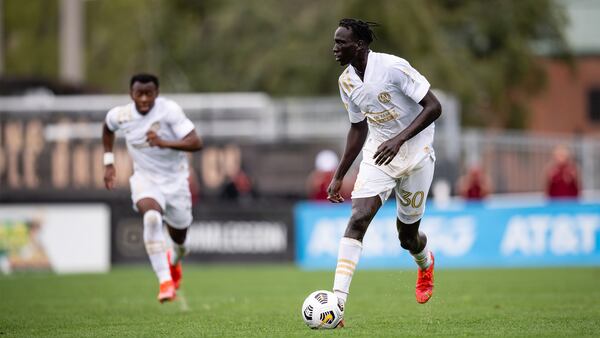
[1,92,598,197]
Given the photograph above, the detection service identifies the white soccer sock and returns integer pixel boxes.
[411,244,432,270]
[333,237,363,303]
[143,210,171,283]
[170,242,188,265]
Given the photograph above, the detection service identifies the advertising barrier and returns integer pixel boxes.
[0,204,110,273]
[111,201,295,263]
[295,201,600,269]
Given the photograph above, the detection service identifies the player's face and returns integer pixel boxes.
[333,27,359,66]
[130,82,158,114]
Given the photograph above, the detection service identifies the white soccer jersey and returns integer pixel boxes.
[105,97,195,184]
[338,51,434,178]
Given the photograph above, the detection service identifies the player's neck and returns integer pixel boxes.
[351,51,369,80]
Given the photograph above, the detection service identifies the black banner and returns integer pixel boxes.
[0,111,341,201]
[110,200,295,263]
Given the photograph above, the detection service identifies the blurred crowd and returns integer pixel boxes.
[306,145,581,203]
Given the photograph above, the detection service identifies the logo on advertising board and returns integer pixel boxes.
[501,214,600,256]
[295,201,600,269]
[0,218,50,273]
[110,202,295,263]
[187,221,288,254]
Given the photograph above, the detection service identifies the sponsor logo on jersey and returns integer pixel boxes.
[364,109,398,124]
[150,121,161,132]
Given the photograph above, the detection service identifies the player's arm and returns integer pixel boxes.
[327,119,368,203]
[102,122,117,190]
[147,129,203,152]
[374,90,442,165]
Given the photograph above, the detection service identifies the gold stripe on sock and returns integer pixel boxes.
[336,263,356,272]
[338,259,356,267]
[144,241,165,254]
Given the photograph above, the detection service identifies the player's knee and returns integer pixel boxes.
[143,210,163,231]
[164,211,191,231]
[397,212,423,226]
[345,210,372,240]
[143,210,164,253]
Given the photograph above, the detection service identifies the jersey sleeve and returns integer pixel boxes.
[105,107,121,132]
[390,60,430,104]
[165,101,195,139]
[338,76,365,123]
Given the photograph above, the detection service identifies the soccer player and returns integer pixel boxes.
[102,74,202,303]
[328,19,442,313]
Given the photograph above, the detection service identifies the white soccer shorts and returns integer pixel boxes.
[352,155,435,224]
[129,172,193,229]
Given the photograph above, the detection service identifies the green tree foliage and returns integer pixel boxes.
[4,0,58,78]
[3,0,570,127]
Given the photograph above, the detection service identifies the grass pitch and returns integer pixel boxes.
[1,265,599,337]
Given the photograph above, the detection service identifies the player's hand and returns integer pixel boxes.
[327,178,345,203]
[104,165,116,190]
[146,130,163,147]
[374,138,404,166]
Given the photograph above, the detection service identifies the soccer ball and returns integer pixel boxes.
[301,290,344,329]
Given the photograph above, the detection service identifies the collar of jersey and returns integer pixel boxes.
[350,50,373,83]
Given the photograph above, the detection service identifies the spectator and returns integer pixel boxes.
[545,145,580,199]
[220,168,253,201]
[307,150,353,201]
[456,164,492,200]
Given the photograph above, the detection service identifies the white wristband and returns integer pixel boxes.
[103,152,115,166]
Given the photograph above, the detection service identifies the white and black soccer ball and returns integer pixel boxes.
[301,290,344,329]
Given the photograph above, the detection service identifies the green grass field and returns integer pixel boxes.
[1,265,599,337]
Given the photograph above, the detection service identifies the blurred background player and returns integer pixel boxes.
[545,144,580,199]
[102,73,203,303]
[327,18,442,315]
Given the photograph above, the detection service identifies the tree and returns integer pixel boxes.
[3,0,570,127]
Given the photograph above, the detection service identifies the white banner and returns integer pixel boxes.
[0,204,110,273]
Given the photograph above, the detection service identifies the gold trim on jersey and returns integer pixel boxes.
[339,69,354,93]
[117,106,132,124]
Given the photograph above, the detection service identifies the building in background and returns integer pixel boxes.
[527,0,600,134]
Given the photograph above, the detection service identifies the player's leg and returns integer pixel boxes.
[394,156,435,304]
[137,198,176,302]
[130,173,174,302]
[167,226,188,265]
[333,163,395,306]
[164,224,188,290]
[163,180,193,290]
[333,196,381,304]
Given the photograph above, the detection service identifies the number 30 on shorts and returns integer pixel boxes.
[398,190,425,208]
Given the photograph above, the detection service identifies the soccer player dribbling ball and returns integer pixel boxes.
[102,74,203,303]
[328,19,442,322]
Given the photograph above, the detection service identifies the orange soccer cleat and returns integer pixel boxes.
[415,252,435,304]
[158,280,176,303]
[166,250,182,290]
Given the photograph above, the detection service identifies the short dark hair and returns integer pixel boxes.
[339,18,378,44]
[130,73,159,89]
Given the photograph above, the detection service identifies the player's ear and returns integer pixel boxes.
[356,39,367,51]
